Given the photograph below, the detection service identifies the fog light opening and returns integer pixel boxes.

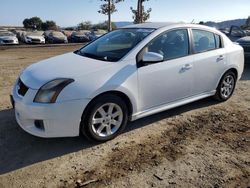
[34,120,45,131]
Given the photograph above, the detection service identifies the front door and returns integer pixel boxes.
[137,29,194,111]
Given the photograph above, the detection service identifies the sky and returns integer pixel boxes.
[1,0,250,27]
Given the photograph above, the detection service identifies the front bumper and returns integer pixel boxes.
[51,38,68,43]
[12,80,90,138]
[26,38,45,44]
[0,40,19,45]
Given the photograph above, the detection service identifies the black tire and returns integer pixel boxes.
[214,70,236,102]
[81,94,128,142]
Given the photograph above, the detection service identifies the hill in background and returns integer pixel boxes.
[114,21,133,28]
[203,19,246,28]
[114,19,247,29]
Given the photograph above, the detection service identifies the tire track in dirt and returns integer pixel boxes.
[63,107,250,188]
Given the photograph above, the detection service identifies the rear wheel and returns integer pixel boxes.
[81,94,128,142]
[214,71,236,101]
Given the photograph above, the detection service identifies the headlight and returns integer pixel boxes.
[34,78,74,103]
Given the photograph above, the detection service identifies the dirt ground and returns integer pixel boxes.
[0,45,249,188]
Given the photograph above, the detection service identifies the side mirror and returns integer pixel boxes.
[142,52,164,63]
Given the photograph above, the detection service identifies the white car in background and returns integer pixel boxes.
[11,23,244,142]
[0,31,19,45]
[22,31,45,44]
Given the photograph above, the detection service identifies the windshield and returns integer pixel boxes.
[26,31,43,36]
[73,31,88,36]
[77,28,155,62]
[52,32,65,37]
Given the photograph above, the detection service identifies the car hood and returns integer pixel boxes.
[236,36,250,43]
[74,34,87,37]
[26,35,44,39]
[0,36,16,40]
[20,52,111,89]
[53,36,67,40]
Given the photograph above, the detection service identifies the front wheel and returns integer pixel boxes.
[214,71,236,101]
[81,94,128,142]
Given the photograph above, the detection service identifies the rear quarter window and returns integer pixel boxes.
[214,34,222,49]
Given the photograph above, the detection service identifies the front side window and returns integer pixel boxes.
[145,29,189,61]
[192,29,216,53]
[77,28,154,62]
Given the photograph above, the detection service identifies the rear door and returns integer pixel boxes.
[191,29,226,95]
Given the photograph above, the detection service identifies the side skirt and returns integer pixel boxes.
[131,91,216,121]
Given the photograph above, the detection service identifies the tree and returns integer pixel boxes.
[23,17,57,30]
[23,17,43,30]
[130,0,152,24]
[77,21,92,30]
[41,20,57,30]
[98,0,124,31]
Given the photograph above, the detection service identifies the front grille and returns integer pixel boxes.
[3,40,13,43]
[17,79,29,96]
[31,38,40,42]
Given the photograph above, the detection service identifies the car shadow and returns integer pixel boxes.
[0,97,218,175]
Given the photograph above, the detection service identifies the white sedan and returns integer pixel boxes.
[22,31,45,44]
[12,23,244,141]
[0,31,19,45]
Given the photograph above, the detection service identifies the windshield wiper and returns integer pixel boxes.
[76,50,110,61]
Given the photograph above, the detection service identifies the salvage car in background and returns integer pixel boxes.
[69,31,90,43]
[227,26,247,41]
[44,31,68,44]
[87,29,107,41]
[11,23,244,142]
[0,31,19,45]
[226,26,250,58]
[236,36,250,58]
[14,30,26,42]
[22,31,45,44]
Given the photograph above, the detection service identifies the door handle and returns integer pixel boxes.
[182,64,193,70]
[216,55,224,62]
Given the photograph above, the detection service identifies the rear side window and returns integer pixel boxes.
[192,29,216,53]
[146,29,189,61]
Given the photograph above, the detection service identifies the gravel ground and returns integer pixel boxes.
[0,46,249,188]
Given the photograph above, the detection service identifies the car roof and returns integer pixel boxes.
[122,22,178,29]
[122,22,219,33]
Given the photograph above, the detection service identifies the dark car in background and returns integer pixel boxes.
[86,29,107,41]
[237,36,250,58]
[226,26,250,59]
[44,31,68,43]
[68,31,90,43]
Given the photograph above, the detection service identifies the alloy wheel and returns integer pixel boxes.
[220,74,235,99]
[91,103,123,137]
